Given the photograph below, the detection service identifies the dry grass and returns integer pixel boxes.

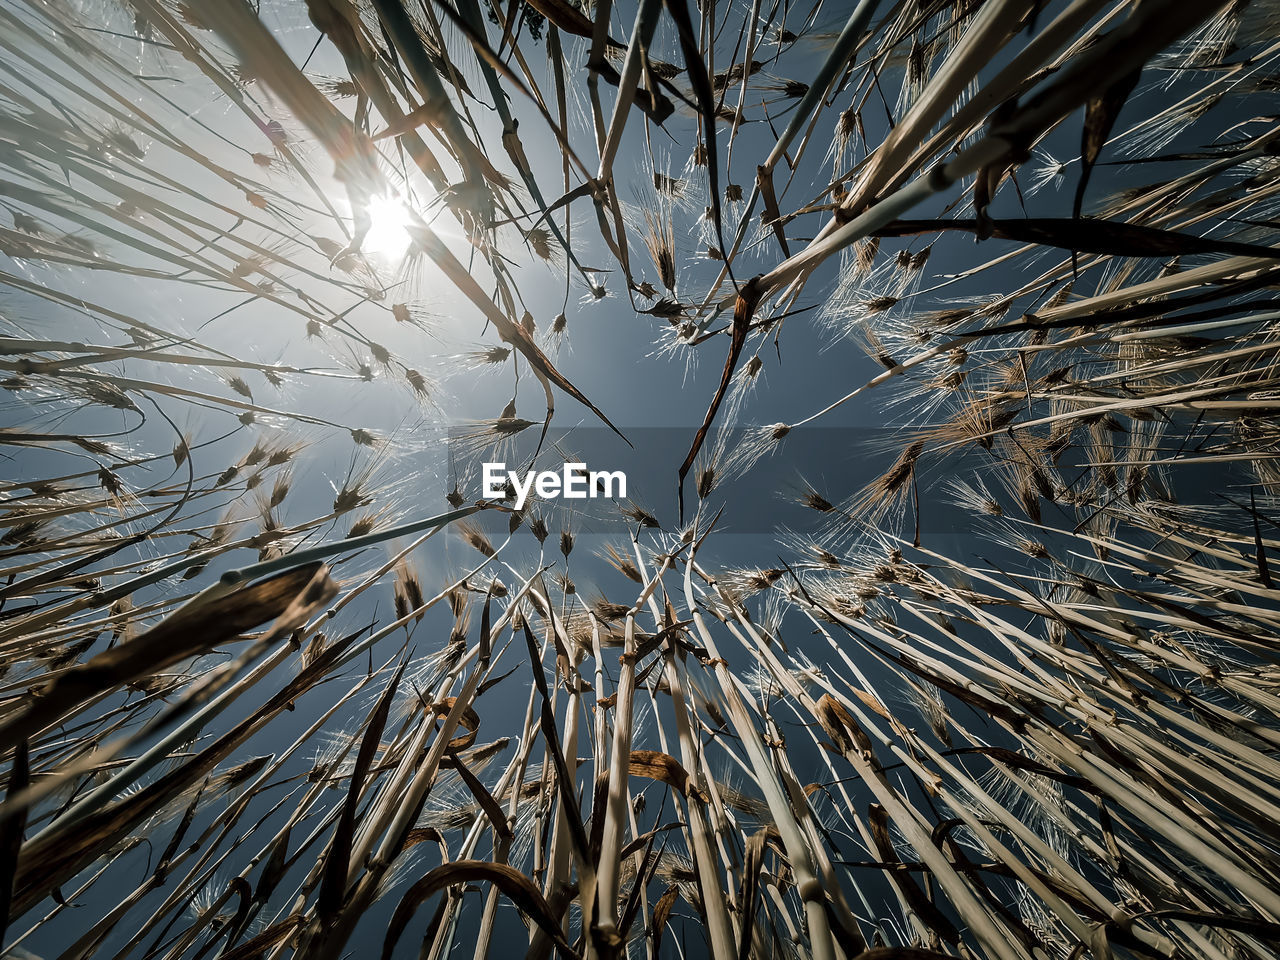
[2,0,1280,958]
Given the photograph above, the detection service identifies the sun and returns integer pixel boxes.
[362,193,413,261]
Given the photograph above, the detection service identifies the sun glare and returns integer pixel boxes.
[363,193,413,261]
